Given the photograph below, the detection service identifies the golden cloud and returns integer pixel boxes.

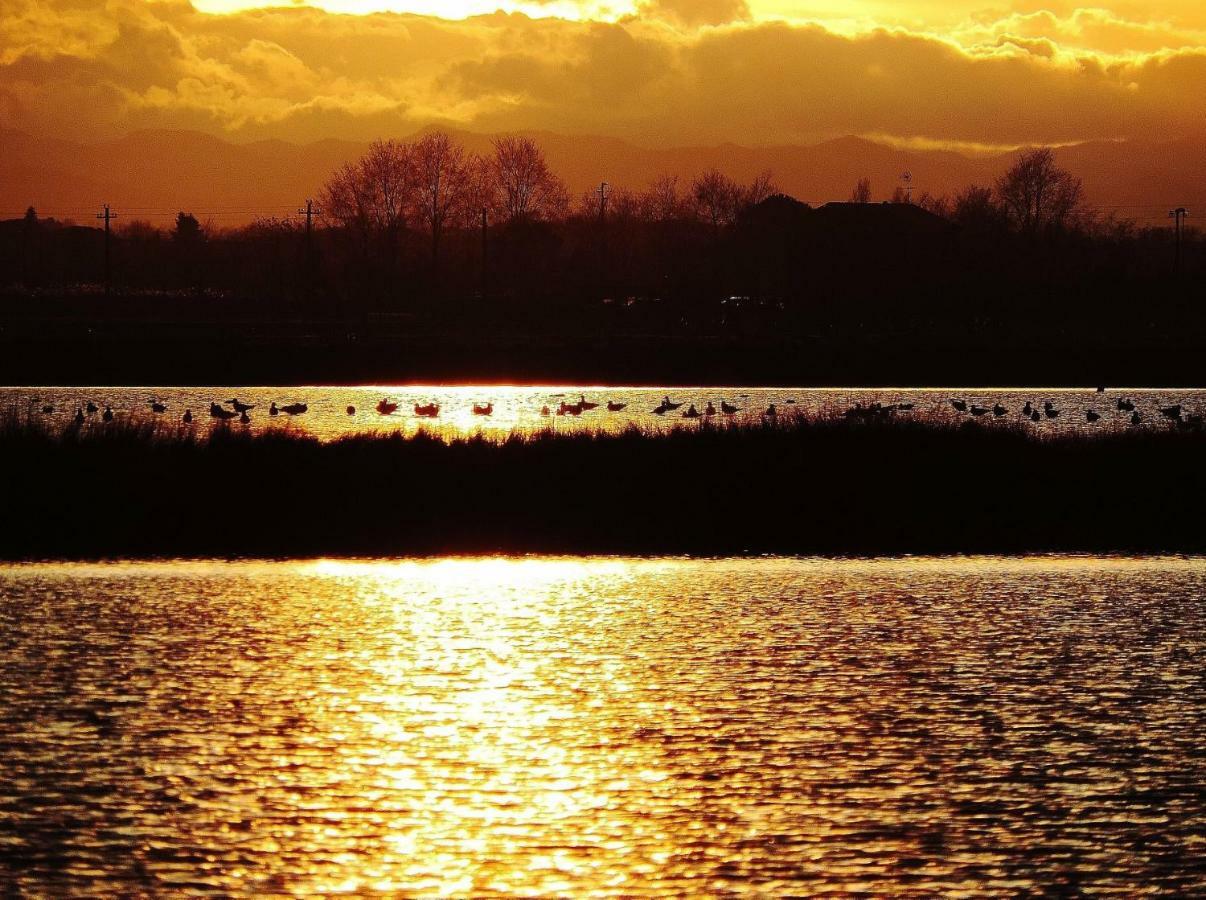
[0,0,1204,149]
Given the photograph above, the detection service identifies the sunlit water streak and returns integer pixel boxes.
[4,386,1204,441]
[0,556,1203,895]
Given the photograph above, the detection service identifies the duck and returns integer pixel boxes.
[376,398,398,415]
[1022,401,1033,417]
[1117,398,1135,412]
[239,410,251,424]
[346,405,356,416]
[1086,410,1101,423]
[85,401,98,415]
[149,400,166,414]
[1030,410,1041,422]
[182,410,193,424]
[652,404,668,415]
[951,399,967,412]
[720,401,739,415]
[472,402,493,416]
[705,402,717,416]
[210,402,237,420]
[970,405,990,416]
[40,404,54,414]
[1044,406,1060,419]
[559,401,583,416]
[280,402,308,415]
[72,408,85,426]
[1159,404,1182,421]
[661,396,683,410]
[992,403,1007,417]
[414,403,440,418]
[102,406,114,422]
[606,401,627,412]
[578,395,599,411]
[764,404,778,417]
[269,401,279,416]
[683,404,701,418]
[540,405,551,416]
[226,398,255,413]
[1130,410,1142,426]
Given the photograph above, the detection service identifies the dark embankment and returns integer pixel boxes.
[2,413,1205,558]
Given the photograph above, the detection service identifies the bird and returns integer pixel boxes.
[705,402,717,416]
[578,395,599,410]
[473,402,493,416]
[970,405,990,416]
[102,406,114,422]
[40,404,53,414]
[764,404,778,417]
[720,401,739,415]
[1044,406,1060,419]
[1130,410,1142,426]
[540,405,551,416]
[149,400,166,414]
[72,408,85,426]
[182,410,193,424]
[375,398,398,415]
[1117,398,1135,412]
[1159,404,1182,421]
[606,401,627,412]
[226,398,255,413]
[1086,410,1100,423]
[210,402,237,420]
[992,403,1007,417]
[280,403,308,415]
[85,401,98,414]
[1096,386,1106,393]
[1030,410,1041,422]
[951,399,967,412]
[661,396,683,410]
[683,404,702,418]
[269,402,279,416]
[239,410,251,424]
[346,405,356,416]
[1022,401,1033,417]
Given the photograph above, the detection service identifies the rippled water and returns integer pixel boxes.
[5,385,1204,440]
[1,557,1203,896]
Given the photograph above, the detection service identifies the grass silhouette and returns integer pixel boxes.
[2,407,1203,558]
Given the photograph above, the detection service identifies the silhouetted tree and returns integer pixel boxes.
[692,169,739,229]
[996,148,1087,235]
[490,136,568,223]
[172,212,202,244]
[411,132,472,266]
[850,178,872,203]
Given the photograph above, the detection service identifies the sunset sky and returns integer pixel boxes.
[3,0,1205,150]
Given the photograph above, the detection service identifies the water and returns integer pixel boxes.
[4,386,1202,440]
[1,556,1203,896]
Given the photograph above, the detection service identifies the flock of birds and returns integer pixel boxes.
[944,393,1203,429]
[29,389,1205,431]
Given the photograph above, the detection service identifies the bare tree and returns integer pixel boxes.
[692,168,740,229]
[410,132,471,264]
[490,135,568,223]
[741,169,778,206]
[850,178,872,203]
[321,139,413,241]
[641,175,686,222]
[951,185,1006,231]
[995,147,1086,234]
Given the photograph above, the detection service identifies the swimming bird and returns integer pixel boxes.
[375,398,398,415]
[720,401,739,415]
[414,403,439,418]
[1096,386,1106,393]
[149,400,166,414]
[1117,398,1135,412]
[606,401,627,412]
[662,396,683,410]
[1086,410,1100,423]
[652,404,667,415]
[1022,401,1033,417]
[40,404,53,414]
[1030,410,1041,422]
[239,410,251,424]
[577,395,599,410]
[226,398,255,413]
[970,405,990,416]
[269,402,279,416]
[346,405,356,416]
[473,402,493,416]
[992,403,1007,417]
[683,404,701,418]
[102,406,114,422]
[951,399,967,412]
[540,405,551,416]
[1159,404,1182,421]
[280,403,308,415]
[1130,410,1142,426]
[182,410,193,424]
[1044,405,1060,419]
[705,402,717,416]
[85,401,98,414]
[72,408,85,426]
[764,404,778,417]
[210,402,237,420]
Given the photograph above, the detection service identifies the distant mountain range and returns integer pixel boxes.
[1,127,1200,229]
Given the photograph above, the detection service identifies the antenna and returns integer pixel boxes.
[900,171,913,204]
[96,203,117,295]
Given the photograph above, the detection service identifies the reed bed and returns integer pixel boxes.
[2,407,1203,558]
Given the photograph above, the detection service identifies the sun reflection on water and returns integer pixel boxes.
[0,556,1203,895]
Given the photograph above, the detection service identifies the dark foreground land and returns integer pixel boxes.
[3,412,1205,558]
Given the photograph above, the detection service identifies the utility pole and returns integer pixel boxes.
[297,199,321,291]
[1169,207,1189,275]
[480,206,488,297]
[596,181,610,222]
[596,181,610,297]
[96,203,117,295]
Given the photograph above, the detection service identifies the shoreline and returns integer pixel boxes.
[3,413,1205,559]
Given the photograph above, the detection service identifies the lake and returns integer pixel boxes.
[4,385,1203,440]
[1,556,1202,895]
